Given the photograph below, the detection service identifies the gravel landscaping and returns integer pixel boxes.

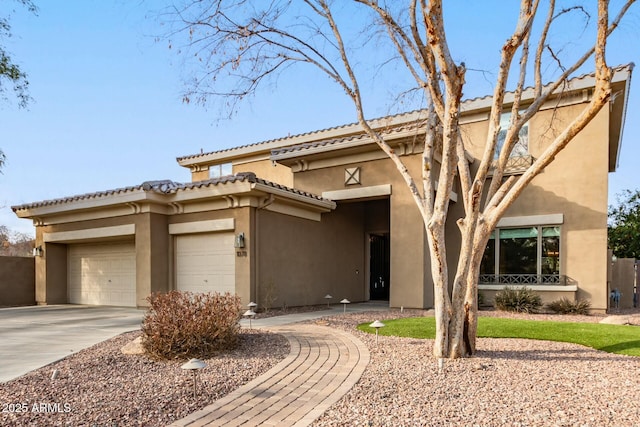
[0,329,289,426]
[312,309,640,427]
[1,308,640,426]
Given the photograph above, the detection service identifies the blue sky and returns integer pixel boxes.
[1,1,638,236]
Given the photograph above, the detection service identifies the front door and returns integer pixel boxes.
[369,234,390,300]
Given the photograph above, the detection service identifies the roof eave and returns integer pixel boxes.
[12,189,165,219]
[13,175,334,224]
[175,110,428,168]
[252,181,336,211]
[608,64,634,172]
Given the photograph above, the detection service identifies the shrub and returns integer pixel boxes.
[142,291,242,360]
[494,286,542,313]
[477,291,485,308]
[547,297,592,315]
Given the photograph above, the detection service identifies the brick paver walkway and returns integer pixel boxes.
[170,324,370,427]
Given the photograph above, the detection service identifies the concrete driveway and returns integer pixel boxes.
[0,305,144,383]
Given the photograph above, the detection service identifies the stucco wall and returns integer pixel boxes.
[291,151,434,308]
[0,256,35,306]
[256,203,366,309]
[233,159,294,187]
[462,103,610,311]
[136,213,170,306]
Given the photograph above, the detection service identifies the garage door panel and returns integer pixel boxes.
[68,243,136,307]
[175,233,235,294]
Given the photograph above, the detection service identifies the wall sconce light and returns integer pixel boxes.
[234,232,245,248]
[33,246,43,257]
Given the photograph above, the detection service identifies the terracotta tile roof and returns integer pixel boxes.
[177,63,634,163]
[270,121,423,158]
[11,183,149,211]
[175,109,425,163]
[11,173,329,211]
[271,64,635,158]
[172,172,330,202]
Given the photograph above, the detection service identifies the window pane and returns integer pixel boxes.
[499,228,537,274]
[495,129,506,160]
[499,227,538,239]
[480,238,495,275]
[542,233,560,275]
[494,113,529,159]
[511,123,529,157]
[542,226,560,237]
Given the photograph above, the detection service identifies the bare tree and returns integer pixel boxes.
[0,224,34,257]
[0,0,36,108]
[164,0,636,358]
[1,0,38,171]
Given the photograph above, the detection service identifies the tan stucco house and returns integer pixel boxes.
[13,65,633,312]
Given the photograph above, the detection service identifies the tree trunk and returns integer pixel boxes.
[427,219,451,358]
[462,229,492,355]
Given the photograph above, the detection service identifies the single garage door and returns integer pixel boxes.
[68,242,137,307]
[175,232,235,294]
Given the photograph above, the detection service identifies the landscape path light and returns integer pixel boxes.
[247,301,258,311]
[324,294,333,308]
[369,320,385,345]
[243,309,256,329]
[340,298,350,313]
[181,358,206,399]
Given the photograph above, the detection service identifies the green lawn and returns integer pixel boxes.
[358,316,640,356]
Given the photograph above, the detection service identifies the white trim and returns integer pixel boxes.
[291,150,388,172]
[479,284,577,292]
[44,224,135,243]
[264,202,322,221]
[434,180,458,203]
[252,182,336,211]
[232,153,272,166]
[169,218,235,235]
[496,214,563,228]
[322,184,392,201]
[459,111,489,124]
[613,73,632,171]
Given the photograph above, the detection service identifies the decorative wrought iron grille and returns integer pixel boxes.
[488,155,535,176]
[479,274,566,285]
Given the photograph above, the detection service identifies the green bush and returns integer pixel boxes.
[547,297,591,315]
[477,291,485,308]
[142,291,242,360]
[494,286,541,313]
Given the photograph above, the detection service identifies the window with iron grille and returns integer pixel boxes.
[479,226,561,284]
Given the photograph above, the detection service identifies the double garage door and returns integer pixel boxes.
[67,233,235,307]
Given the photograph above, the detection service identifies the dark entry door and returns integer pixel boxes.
[369,234,390,300]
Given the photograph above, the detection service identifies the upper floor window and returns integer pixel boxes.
[211,163,233,178]
[495,113,528,159]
